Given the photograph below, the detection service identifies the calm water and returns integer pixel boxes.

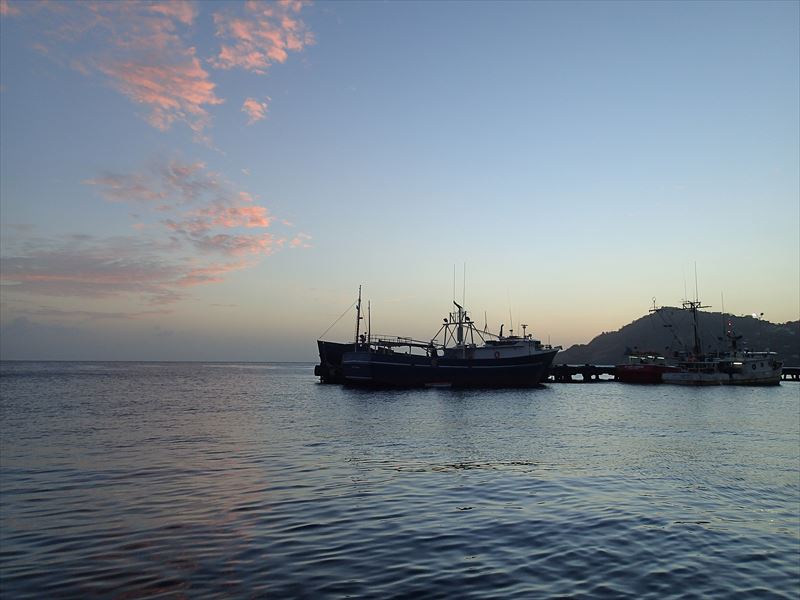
[1,362,798,599]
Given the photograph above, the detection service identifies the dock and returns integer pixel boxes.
[547,364,617,383]
[546,364,800,383]
[782,367,800,381]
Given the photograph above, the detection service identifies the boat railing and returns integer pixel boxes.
[368,334,433,349]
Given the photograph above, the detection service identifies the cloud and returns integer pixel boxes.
[176,261,252,286]
[85,159,219,210]
[1,1,315,142]
[0,234,256,305]
[242,97,269,124]
[193,232,278,256]
[0,0,20,17]
[148,0,197,26]
[86,158,282,257]
[194,203,273,229]
[13,305,174,321]
[290,232,312,248]
[99,51,224,136]
[211,0,315,74]
[164,220,279,257]
[1,236,192,305]
[3,1,221,138]
[1,157,307,308]
[81,2,224,139]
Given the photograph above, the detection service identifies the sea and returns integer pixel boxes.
[0,361,798,599]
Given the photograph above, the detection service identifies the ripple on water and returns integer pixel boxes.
[1,363,798,598]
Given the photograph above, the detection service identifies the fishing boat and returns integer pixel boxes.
[338,297,559,388]
[615,351,680,384]
[660,300,783,386]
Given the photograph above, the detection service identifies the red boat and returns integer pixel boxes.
[615,352,679,384]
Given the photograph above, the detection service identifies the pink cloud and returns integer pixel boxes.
[84,173,167,204]
[148,0,197,26]
[242,97,269,124]
[0,0,20,17]
[0,234,258,306]
[2,1,315,141]
[100,52,223,135]
[196,203,273,228]
[177,260,251,286]
[84,157,291,260]
[86,159,219,209]
[211,1,314,74]
[165,223,279,256]
[5,1,221,138]
[198,233,278,256]
[0,238,191,305]
[290,232,312,248]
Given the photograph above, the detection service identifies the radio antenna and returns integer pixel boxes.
[462,263,466,307]
[452,264,456,304]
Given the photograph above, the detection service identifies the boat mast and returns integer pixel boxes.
[354,285,362,345]
[683,299,709,356]
[454,301,464,345]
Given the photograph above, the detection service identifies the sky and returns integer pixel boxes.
[1,0,798,361]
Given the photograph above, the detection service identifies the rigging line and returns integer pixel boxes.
[318,299,357,340]
[654,305,685,350]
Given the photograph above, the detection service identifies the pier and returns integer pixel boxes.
[546,365,800,383]
[782,367,800,381]
[547,364,617,383]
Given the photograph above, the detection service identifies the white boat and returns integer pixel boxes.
[661,300,783,386]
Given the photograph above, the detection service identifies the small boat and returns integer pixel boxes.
[338,298,559,388]
[660,300,783,386]
[615,351,680,384]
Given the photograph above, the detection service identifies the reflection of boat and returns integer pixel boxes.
[340,299,559,388]
[615,351,679,384]
[660,300,782,386]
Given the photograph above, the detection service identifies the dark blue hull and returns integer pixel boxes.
[314,340,356,383]
[341,349,558,388]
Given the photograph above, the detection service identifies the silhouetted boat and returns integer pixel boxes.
[316,287,559,387]
[339,298,559,388]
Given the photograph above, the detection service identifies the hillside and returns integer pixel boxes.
[556,307,800,366]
